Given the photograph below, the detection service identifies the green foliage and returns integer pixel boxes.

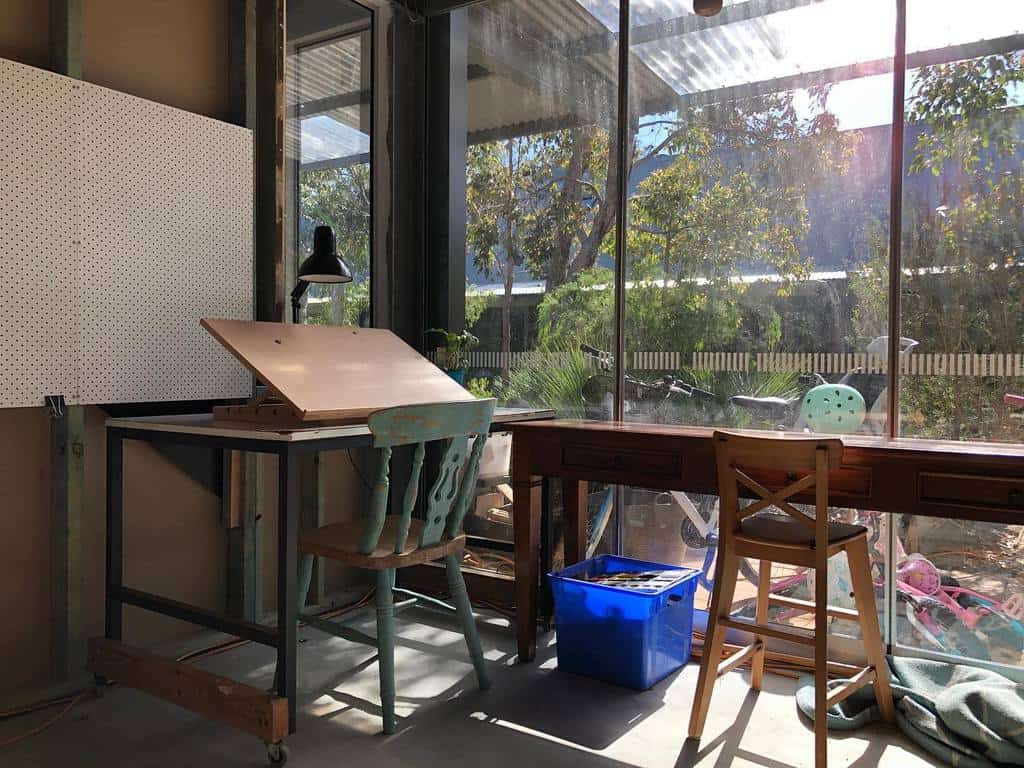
[466,377,493,399]
[497,346,590,418]
[849,52,1024,441]
[298,163,371,327]
[465,282,487,330]
[427,328,479,370]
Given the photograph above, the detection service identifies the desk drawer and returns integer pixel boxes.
[919,472,1024,512]
[562,444,682,477]
[743,466,872,500]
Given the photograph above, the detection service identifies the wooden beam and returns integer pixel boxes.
[253,0,285,323]
[49,401,85,682]
[87,638,288,743]
[49,0,81,78]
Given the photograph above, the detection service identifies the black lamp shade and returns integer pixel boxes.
[297,225,353,284]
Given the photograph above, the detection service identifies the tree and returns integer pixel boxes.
[298,163,371,326]
[850,53,1024,440]
[472,86,856,364]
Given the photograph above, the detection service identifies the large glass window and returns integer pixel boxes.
[463,0,619,414]
[447,0,1024,669]
[286,0,372,326]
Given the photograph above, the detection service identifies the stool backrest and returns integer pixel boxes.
[712,431,843,541]
[357,398,496,556]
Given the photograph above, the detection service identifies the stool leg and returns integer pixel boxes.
[376,568,397,735]
[846,539,896,723]
[814,552,829,768]
[751,559,771,691]
[445,553,490,690]
[688,547,740,740]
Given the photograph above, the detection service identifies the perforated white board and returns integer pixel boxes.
[0,60,77,407]
[0,58,253,407]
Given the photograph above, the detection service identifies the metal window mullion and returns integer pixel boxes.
[886,0,908,441]
[612,0,630,423]
[884,0,909,654]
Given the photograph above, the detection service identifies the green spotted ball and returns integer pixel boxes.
[802,383,865,434]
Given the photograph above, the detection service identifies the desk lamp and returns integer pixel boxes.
[291,225,353,324]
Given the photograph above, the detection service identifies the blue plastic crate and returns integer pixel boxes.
[549,554,699,690]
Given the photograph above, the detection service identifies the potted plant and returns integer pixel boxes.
[427,328,479,385]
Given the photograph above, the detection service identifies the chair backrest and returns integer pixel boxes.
[356,398,497,556]
[712,430,843,541]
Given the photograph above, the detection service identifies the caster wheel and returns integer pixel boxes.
[267,742,290,765]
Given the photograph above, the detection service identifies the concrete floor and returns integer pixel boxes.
[2,607,938,767]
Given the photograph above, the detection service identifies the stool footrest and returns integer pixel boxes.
[716,640,763,677]
[825,666,876,709]
[719,617,815,646]
[768,594,860,621]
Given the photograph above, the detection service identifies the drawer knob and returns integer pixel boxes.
[612,455,624,469]
[1010,488,1023,507]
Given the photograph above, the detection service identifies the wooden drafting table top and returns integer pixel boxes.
[202,318,475,422]
[105,407,555,442]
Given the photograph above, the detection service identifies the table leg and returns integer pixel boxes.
[512,438,542,662]
[105,429,124,643]
[539,477,554,631]
[563,479,588,566]
[277,448,299,733]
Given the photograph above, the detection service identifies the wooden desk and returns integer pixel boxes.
[507,419,1024,662]
[90,406,550,752]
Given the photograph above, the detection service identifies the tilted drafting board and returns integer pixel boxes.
[202,319,475,423]
[0,57,252,408]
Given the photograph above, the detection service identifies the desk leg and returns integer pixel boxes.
[105,429,124,644]
[277,448,299,734]
[563,480,588,566]
[513,439,542,663]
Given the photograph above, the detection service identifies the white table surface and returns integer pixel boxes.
[106,406,556,442]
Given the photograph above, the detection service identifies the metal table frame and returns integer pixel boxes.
[98,407,552,748]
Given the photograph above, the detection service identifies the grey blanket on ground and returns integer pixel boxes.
[795,657,1024,767]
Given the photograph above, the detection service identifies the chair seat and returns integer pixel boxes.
[738,513,866,547]
[299,516,465,570]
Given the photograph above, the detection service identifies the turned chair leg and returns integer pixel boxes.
[688,548,741,740]
[445,553,490,690]
[376,568,397,735]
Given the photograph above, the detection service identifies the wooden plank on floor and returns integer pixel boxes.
[87,638,288,743]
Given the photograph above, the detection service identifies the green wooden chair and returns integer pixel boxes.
[277,398,496,735]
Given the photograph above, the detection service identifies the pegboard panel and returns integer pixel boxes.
[0,57,252,407]
[0,59,77,407]
[75,83,253,404]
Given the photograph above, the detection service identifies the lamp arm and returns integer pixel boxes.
[291,280,310,325]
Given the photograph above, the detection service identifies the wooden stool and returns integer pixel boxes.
[687,431,895,768]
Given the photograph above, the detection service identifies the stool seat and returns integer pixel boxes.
[739,514,866,547]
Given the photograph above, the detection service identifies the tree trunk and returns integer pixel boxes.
[501,245,514,379]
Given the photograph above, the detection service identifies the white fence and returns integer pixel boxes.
[452,350,1024,377]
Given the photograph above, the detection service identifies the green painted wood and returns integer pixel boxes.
[287,400,497,734]
[420,437,468,547]
[445,554,490,690]
[50,403,84,682]
[367,399,494,447]
[357,446,392,554]
[298,613,378,648]
[446,431,487,538]
[49,0,81,79]
[395,442,425,552]
[376,569,397,734]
